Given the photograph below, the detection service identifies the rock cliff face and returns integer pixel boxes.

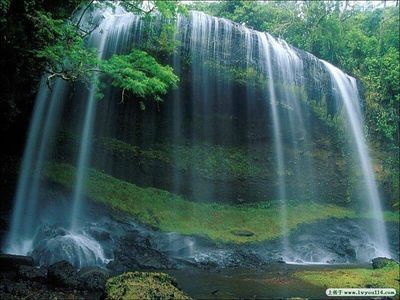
[56,125,351,204]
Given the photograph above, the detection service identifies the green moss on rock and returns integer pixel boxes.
[105,272,191,300]
[372,257,399,269]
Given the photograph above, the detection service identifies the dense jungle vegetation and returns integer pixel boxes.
[0,0,399,203]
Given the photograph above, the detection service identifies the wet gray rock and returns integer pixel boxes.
[47,261,78,288]
[5,281,28,295]
[31,228,108,269]
[106,260,127,275]
[17,265,47,282]
[110,230,175,272]
[88,227,111,241]
[78,266,109,291]
[0,254,34,271]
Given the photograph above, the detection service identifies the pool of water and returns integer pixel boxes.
[164,264,371,299]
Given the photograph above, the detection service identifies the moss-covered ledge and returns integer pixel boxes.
[45,162,398,244]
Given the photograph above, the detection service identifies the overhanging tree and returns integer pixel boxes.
[34,0,182,109]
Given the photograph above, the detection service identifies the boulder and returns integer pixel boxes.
[105,272,191,299]
[78,266,109,291]
[47,261,78,288]
[88,228,111,241]
[0,254,34,271]
[106,260,127,275]
[17,265,47,282]
[372,257,398,269]
[112,232,175,270]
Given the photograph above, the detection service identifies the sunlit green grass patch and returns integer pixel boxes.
[294,262,399,291]
[45,162,397,244]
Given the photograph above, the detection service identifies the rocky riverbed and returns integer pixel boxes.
[0,254,107,299]
[1,253,398,299]
[0,254,192,299]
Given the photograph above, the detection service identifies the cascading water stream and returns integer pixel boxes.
[274,39,316,201]
[70,12,117,231]
[6,79,68,255]
[257,32,290,258]
[6,78,51,254]
[322,60,391,258]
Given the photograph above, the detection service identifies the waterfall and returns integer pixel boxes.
[3,5,392,266]
[322,60,391,258]
[257,32,290,258]
[70,10,118,231]
[6,78,68,254]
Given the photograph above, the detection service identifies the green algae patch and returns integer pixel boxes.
[294,262,400,291]
[105,272,191,300]
[45,162,392,244]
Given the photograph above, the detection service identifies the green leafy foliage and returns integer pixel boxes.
[121,0,183,18]
[121,0,187,56]
[33,11,98,84]
[31,1,180,107]
[0,0,10,25]
[101,50,178,103]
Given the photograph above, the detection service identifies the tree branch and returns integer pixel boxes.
[46,72,71,89]
[120,88,126,103]
[78,20,101,37]
[75,0,95,29]
[125,2,156,15]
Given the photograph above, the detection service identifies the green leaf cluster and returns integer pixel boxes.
[33,11,98,84]
[0,0,10,25]
[101,49,178,104]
